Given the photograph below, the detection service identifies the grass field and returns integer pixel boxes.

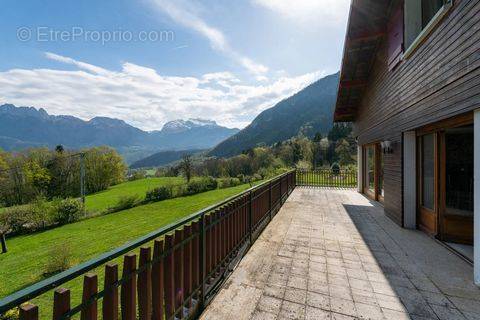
[0,183,252,317]
[84,177,184,213]
[0,177,184,215]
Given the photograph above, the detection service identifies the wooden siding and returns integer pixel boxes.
[353,0,480,226]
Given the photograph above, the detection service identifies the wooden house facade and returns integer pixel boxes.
[334,0,480,285]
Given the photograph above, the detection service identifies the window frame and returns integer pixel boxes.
[403,0,453,60]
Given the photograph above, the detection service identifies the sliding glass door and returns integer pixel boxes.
[363,144,384,202]
[439,125,474,244]
[418,133,437,235]
[416,113,474,246]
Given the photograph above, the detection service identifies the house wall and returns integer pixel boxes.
[353,0,480,226]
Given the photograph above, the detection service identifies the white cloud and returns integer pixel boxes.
[148,0,268,76]
[0,53,323,130]
[252,0,350,27]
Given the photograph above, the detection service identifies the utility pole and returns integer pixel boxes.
[80,152,86,211]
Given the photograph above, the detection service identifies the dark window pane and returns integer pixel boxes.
[445,126,474,216]
[422,134,435,210]
[422,0,444,28]
[367,147,375,192]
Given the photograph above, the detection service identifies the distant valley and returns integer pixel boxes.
[0,71,340,167]
[0,104,239,163]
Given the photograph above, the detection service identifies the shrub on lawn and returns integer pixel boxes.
[0,308,19,320]
[2,204,39,234]
[145,186,173,202]
[53,198,84,225]
[185,177,218,196]
[109,194,141,212]
[43,243,73,277]
[218,177,242,189]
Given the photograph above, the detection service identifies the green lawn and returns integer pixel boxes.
[0,177,184,215]
[84,177,184,213]
[0,183,252,317]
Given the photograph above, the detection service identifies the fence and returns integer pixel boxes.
[296,169,357,188]
[0,171,296,320]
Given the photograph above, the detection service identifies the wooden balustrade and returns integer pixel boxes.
[6,171,296,320]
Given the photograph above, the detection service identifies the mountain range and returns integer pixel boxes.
[0,71,340,166]
[209,72,339,157]
[0,104,239,163]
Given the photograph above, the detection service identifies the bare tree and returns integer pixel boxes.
[181,154,193,182]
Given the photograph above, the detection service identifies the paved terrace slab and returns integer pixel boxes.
[200,188,480,320]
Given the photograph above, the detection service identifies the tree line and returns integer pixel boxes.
[0,146,126,207]
[157,123,357,181]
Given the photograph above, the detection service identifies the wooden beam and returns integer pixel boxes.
[340,80,368,88]
[347,30,385,44]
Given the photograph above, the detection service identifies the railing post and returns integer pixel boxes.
[280,176,283,203]
[199,214,206,310]
[248,191,253,245]
[269,181,272,221]
[53,288,71,320]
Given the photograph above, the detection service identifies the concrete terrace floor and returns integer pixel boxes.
[200,188,480,320]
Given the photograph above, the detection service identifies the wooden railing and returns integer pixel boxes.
[0,171,296,320]
[296,169,357,188]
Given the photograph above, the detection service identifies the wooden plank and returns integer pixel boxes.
[183,225,192,309]
[121,254,136,320]
[138,247,152,320]
[164,234,175,319]
[103,263,118,320]
[174,229,184,318]
[53,288,70,320]
[152,240,164,320]
[81,274,98,320]
[191,222,200,294]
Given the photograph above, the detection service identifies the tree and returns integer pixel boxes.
[335,139,354,166]
[55,145,64,154]
[180,154,193,182]
[84,147,126,193]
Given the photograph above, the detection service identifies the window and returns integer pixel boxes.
[421,134,435,210]
[422,0,444,28]
[404,0,452,57]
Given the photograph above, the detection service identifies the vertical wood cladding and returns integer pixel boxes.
[353,0,480,226]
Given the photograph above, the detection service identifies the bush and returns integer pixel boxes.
[185,177,218,196]
[331,162,341,175]
[53,198,84,225]
[145,186,173,202]
[128,170,146,181]
[252,173,263,182]
[43,243,73,277]
[109,194,140,212]
[0,200,50,234]
[218,177,242,189]
[236,174,246,183]
[0,308,19,320]
[1,206,27,234]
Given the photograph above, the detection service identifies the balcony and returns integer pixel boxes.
[1,170,479,319]
[201,188,480,320]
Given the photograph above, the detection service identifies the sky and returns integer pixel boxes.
[0,0,349,131]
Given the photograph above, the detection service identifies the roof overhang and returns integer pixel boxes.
[334,0,396,122]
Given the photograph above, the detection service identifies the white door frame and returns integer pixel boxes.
[403,131,417,229]
[357,145,363,193]
[474,109,480,286]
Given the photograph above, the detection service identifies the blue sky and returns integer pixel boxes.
[0,0,349,130]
